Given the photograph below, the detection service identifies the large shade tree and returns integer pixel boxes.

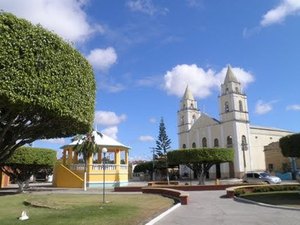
[0,12,96,162]
[279,133,300,177]
[168,148,234,184]
[0,147,56,192]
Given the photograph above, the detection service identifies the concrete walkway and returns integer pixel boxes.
[155,191,300,225]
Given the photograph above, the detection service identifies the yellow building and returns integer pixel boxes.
[264,142,300,173]
[53,131,130,188]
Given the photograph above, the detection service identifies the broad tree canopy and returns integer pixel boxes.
[0,147,57,192]
[168,148,234,184]
[279,133,300,158]
[0,13,96,162]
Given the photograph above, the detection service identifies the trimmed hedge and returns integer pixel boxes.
[167,148,234,164]
[0,12,96,162]
[234,184,300,197]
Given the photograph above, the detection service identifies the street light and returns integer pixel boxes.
[241,136,248,174]
[102,147,108,204]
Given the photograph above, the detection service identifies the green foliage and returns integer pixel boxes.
[133,161,154,173]
[0,147,56,192]
[0,12,96,162]
[4,147,56,166]
[73,131,99,165]
[234,184,300,196]
[168,148,234,184]
[167,148,234,165]
[155,118,171,157]
[279,133,300,157]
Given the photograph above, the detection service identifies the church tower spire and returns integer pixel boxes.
[177,86,200,144]
[219,66,249,123]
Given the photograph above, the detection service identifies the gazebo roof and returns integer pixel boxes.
[61,130,130,150]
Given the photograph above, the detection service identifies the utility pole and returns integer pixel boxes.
[150,147,156,181]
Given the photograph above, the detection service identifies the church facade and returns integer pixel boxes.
[177,67,293,178]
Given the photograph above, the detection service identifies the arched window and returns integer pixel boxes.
[227,136,233,148]
[192,142,196,148]
[225,101,229,112]
[235,87,239,93]
[192,114,196,123]
[214,138,219,147]
[191,103,194,109]
[202,137,207,147]
[182,144,186,149]
[181,116,184,125]
[239,100,243,112]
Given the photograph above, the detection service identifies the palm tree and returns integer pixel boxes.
[73,131,99,191]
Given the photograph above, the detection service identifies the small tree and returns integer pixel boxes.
[0,147,56,192]
[155,118,171,158]
[168,148,234,185]
[73,131,101,190]
[155,118,171,182]
[279,133,300,177]
[0,12,96,162]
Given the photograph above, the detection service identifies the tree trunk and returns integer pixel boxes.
[198,170,206,185]
[17,181,25,193]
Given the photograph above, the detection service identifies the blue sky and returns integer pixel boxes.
[2,0,300,160]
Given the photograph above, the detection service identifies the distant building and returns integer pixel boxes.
[177,66,293,178]
[264,141,300,174]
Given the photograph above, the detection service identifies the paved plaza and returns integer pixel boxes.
[154,190,300,225]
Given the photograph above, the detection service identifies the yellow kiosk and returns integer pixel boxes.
[53,131,130,188]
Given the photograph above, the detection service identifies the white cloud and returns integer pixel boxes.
[86,47,117,71]
[126,0,168,15]
[261,0,300,27]
[149,117,157,123]
[94,111,127,140]
[286,104,300,111]
[41,138,66,145]
[164,64,254,99]
[139,135,155,142]
[255,100,275,115]
[94,111,127,127]
[102,126,118,140]
[1,0,102,43]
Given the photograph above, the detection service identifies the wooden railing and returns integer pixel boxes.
[70,164,128,171]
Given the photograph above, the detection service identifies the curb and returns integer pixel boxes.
[145,203,181,225]
[234,196,300,211]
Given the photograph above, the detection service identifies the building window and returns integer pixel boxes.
[191,103,194,109]
[268,164,274,172]
[192,142,196,148]
[182,144,186,149]
[241,135,247,150]
[227,136,233,148]
[239,100,243,112]
[225,101,229,112]
[214,138,219,147]
[202,137,207,147]
[181,116,184,125]
[225,87,229,94]
[192,114,196,123]
[235,87,239,93]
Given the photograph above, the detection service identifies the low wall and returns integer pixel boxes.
[142,187,189,205]
[114,184,238,192]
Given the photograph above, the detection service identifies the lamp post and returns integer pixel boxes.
[241,140,248,174]
[102,147,108,204]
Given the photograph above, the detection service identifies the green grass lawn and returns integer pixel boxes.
[0,193,174,225]
[240,191,300,208]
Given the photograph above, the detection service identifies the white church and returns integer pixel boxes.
[177,66,293,179]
